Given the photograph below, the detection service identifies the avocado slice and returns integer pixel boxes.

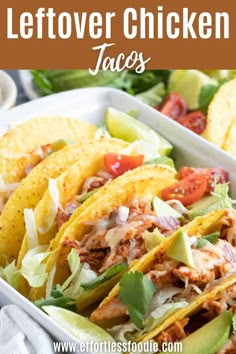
[152,196,182,219]
[187,194,229,220]
[161,311,232,354]
[167,230,195,268]
[168,70,217,110]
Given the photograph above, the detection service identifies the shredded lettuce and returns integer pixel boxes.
[144,228,165,252]
[129,140,160,161]
[0,260,21,289]
[211,183,234,206]
[61,249,81,292]
[46,249,97,300]
[34,284,76,312]
[144,156,175,169]
[143,301,188,333]
[46,264,57,300]
[81,263,128,291]
[63,263,97,299]
[21,245,50,287]
[108,323,138,343]
[37,178,60,234]
[147,287,182,314]
[24,208,38,249]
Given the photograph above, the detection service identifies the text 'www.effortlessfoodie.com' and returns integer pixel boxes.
[53,340,183,353]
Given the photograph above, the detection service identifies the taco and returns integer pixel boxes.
[0,117,97,210]
[205,78,236,150]
[0,138,130,266]
[90,209,236,342]
[28,164,179,304]
[147,273,236,354]
[17,139,158,267]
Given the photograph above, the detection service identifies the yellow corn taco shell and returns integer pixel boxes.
[204,79,236,148]
[139,272,236,344]
[29,164,178,302]
[0,139,127,266]
[0,116,97,176]
[90,209,228,323]
[222,116,236,156]
[17,138,130,267]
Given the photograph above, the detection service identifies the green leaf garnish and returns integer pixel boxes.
[81,263,128,291]
[34,284,76,312]
[119,271,157,329]
[196,232,220,248]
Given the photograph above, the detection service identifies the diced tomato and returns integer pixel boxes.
[162,173,208,206]
[104,153,144,177]
[160,93,188,120]
[180,167,229,192]
[177,111,207,135]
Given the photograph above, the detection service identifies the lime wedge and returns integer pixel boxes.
[152,196,182,219]
[167,230,195,268]
[43,306,116,347]
[105,107,173,156]
[168,70,217,110]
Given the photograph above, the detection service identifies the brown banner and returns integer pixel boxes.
[0,0,235,69]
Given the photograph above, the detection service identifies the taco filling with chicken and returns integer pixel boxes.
[90,209,236,343]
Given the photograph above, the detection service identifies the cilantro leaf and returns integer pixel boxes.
[119,271,157,329]
[81,263,128,291]
[198,84,219,113]
[34,284,76,312]
[196,232,220,248]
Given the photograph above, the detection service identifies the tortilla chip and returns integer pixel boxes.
[0,139,126,266]
[0,117,97,174]
[30,165,177,302]
[90,209,228,322]
[205,79,236,148]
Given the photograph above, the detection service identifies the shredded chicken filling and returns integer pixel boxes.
[55,171,111,229]
[62,198,180,273]
[91,214,236,323]
[155,283,236,353]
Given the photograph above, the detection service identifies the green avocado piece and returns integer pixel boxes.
[187,195,224,220]
[152,196,182,219]
[168,70,217,110]
[167,230,195,268]
[162,311,232,354]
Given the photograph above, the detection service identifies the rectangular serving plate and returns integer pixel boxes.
[0,87,236,345]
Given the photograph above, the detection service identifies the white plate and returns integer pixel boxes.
[0,87,236,345]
